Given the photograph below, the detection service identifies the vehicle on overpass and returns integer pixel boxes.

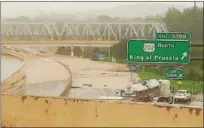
[156,80,173,103]
[173,90,192,103]
[119,79,162,102]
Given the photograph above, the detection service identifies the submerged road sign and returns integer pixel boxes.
[164,69,183,79]
[127,39,190,64]
[156,32,191,41]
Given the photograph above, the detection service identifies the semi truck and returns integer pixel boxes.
[156,80,173,103]
[120,79,161,102]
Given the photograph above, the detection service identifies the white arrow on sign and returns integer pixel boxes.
[181,52,188,60]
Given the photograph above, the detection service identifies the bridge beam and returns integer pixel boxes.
[108,47,111,62]
[70,47,74,57]
[80,47,85,58]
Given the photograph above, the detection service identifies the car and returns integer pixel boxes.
[173,90,191,103]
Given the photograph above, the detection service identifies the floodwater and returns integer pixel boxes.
[1,55,23,81]
[68,87,120,99]
[1,52,70,97]
[189,100,203,107]
[25,79,69,96]
[24,56,70,96]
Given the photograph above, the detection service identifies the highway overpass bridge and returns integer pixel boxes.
[2,22,168,56]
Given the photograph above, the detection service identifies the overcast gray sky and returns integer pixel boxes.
[2,1,203,18]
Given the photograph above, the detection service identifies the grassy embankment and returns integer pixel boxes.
[138,71,203,94]
[104,57,203,94]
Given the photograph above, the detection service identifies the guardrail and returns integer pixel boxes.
[1,46,27,94]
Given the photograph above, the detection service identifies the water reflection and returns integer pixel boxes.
[1,55,23,80]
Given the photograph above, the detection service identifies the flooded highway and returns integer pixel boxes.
[1,55,23,81]
[25,79,69,96]
[24,55,70,96]
[1,49,70,96]
[2,48,203,107]
[68,87,120,99]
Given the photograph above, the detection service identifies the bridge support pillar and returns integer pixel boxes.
[70,47,74,56]
[80,47,85,58]
[108,47,111,62]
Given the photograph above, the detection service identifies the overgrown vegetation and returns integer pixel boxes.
[56,47,71,55]
[163,7,203,42]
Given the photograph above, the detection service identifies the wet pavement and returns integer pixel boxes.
[189,100,203,107]
[49,55,140,99]
[1,47,71,96]
[25,56,70,84]
[50,55,140,90]
[2,47,203,108]
[24,55,70,96]
[68,87,120,99]
[25,79,69,96]
[72,71,139,89]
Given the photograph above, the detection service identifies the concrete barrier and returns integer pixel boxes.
[15,48,72,96]
[54,60,72,96]
[1,46,26,94]
[31,52,72,96]
[1,94,203,127]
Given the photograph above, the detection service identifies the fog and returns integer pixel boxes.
[2,1,203,18]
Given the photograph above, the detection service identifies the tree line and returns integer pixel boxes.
[111,6,203,58]
[163,6,203,42]
[97,6,203,43]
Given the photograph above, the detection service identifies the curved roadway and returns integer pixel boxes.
[1,48,71,97]
[23,54,70,96]
[2,46,203,107]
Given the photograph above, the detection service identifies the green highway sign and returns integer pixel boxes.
[127,39,190,64]
[156,32,191,41]
[164,68,183,79]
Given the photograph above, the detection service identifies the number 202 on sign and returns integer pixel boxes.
[143,43,155,52]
